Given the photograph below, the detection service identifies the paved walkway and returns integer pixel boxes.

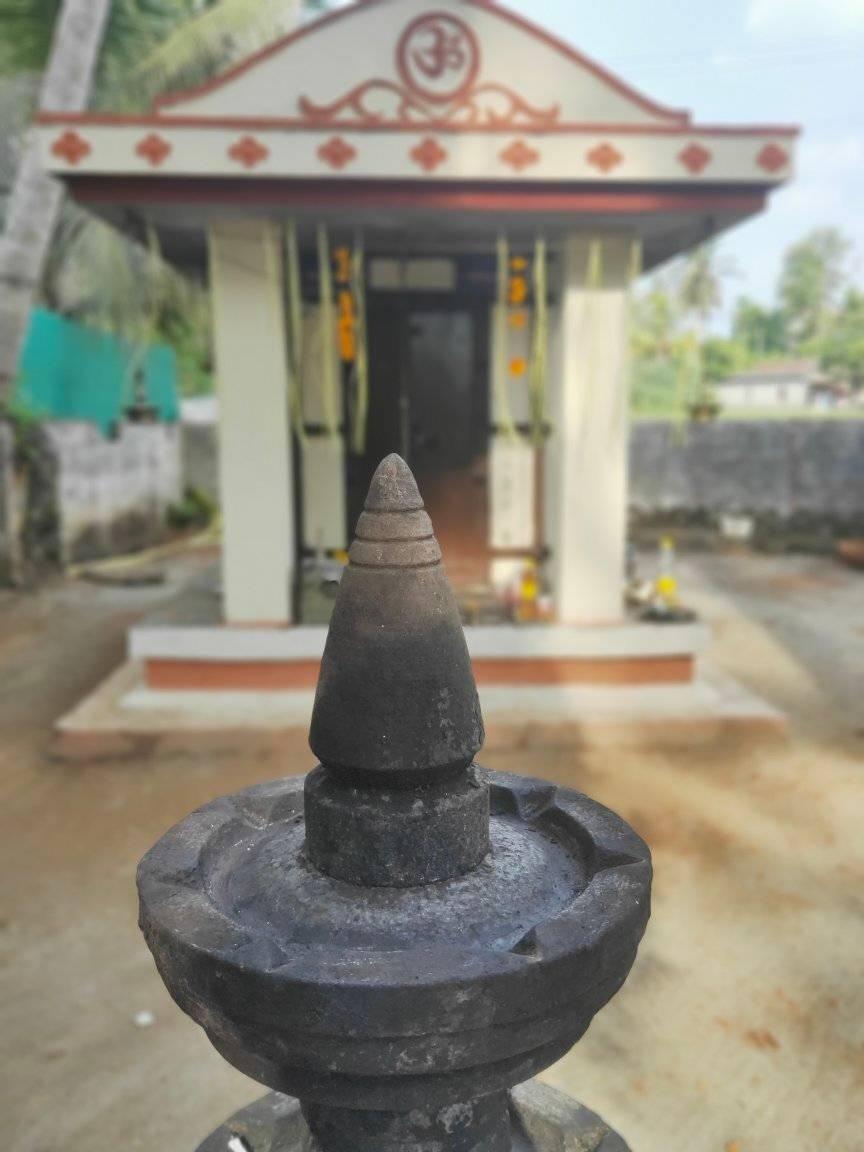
[1,551,862,1152]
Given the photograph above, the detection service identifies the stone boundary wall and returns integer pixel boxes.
[180,418,864,541]
[46,422,181,563]
[181,423,220,504]
[0,421,181,582]
[629,420,864,547]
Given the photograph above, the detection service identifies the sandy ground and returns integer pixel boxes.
[1,550,862,1152]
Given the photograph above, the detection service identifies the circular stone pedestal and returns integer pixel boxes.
[196,1083,631,1152]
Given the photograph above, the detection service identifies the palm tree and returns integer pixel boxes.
[678,243,725,337]
[0,0,306,405]
[677,242,735,410]
[0,0,112,404]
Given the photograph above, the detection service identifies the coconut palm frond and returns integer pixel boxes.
[0,1,185,81]
[0,0,62,75]
[37,202,90,314]
[128,0,301,102]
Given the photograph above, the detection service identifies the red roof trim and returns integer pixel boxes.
[37,110,802,139]
[147,0,690,125]
[62,174,768,216]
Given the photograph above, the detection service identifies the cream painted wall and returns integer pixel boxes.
[208,221,295,623]
[551,235,633,624]
[39,122,796,185]
[167,0,681,127]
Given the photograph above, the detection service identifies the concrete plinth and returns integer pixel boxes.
[196,1083,630,1152]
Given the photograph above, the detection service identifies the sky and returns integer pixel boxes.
[506,0,864,326]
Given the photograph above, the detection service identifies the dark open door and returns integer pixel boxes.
[360,295,489,589]
[405,307,489,588]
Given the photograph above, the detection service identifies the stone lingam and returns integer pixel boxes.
[137,454,652,1152]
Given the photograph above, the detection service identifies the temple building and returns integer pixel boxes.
[38,0,797,702]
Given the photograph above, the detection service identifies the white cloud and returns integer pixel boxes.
[748,0,864,36]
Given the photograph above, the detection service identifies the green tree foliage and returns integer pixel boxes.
[778,227,851,346]
[630,283,702,417]
[630,358,679,417]
[632,226,864,415]
[701,337,745,384]
[671,244,736,407]
[0,0,303,109]
[678,242,725,332]
[819,289,864,391]
[122,0,302,111]
[732,297,787,358]
[631,283,678,361]
[0,1,200,93]
[0,0,314,398]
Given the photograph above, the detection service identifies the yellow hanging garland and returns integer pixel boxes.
[495,235,518,441]
[350,238,370,456]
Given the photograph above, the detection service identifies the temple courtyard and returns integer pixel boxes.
[1,548,862,1152]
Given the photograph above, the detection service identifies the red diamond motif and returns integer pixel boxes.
[228,135,269,169]
[587,142,623,173]
[678,143,712,175]
[135,132,172,167]
[756,143,789,174]
[410,137,447,173]
[51,130,91,166]
[500,139,540,172]
[317,136,357,171]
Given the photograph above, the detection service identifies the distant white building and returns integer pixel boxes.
[716,360,847,410]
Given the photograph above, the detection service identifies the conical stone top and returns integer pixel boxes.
[362,451,424,512]
[309,454,484,779]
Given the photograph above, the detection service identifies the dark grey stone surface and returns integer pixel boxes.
[138,769,650,1112]
[195,1084,631,1152]
[138,454,652,1152]
[630,419,864,526]
[184,419,864,529]
[304,761,490,887]
[307,455,487,886]
[309,455,484,783]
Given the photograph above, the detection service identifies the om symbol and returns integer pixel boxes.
[396,13,481,103]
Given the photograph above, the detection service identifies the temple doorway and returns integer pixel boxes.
[355,292,490,589]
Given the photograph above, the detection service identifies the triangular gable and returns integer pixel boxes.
[156,0,690,129]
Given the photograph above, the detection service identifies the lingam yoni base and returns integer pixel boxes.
[137,454,652,1152]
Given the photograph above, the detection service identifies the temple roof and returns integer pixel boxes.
[36,0,799,270]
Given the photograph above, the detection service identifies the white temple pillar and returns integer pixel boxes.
[208,220,294,624]
[550,234,633,624]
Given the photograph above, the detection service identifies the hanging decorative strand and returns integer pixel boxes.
[587,238,603,290]
[611,237,645,449]
[528,236,548,444]
[628,237,643,286]
[317,223,340,437]
[573,238,605,450]
[283,220,307,445]
[350,237,369,456]
[495,234,518,440]
[123,222,165,403]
